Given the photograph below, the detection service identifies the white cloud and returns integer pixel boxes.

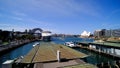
[0,23,27,31]
[2,0,102,17]
[0,24,11,27]
[0,10,25,21]
[28,19,53,26]
[32,0,101,17]
[12,11,27,17]
[10,16,23,21]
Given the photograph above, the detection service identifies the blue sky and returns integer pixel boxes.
[0,0,120,34]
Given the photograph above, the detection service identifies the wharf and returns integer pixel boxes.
[77,42,120,59]
[22,42,87,63]
[91,42,120,48]
[20,42,97,68]
[78,42,120,49]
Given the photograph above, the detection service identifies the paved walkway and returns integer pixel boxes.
[34,59,85,68]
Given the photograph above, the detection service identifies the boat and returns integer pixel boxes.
[64,42,77,47]
[2,56,24,68]
[33,42,40,47]
[2,60,14,68]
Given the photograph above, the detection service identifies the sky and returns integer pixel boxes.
[0,0,120,34]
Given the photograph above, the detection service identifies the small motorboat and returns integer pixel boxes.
[64,42,77,47]
[33,42,40,47]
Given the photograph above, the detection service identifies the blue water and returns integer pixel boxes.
[52,37,94,44]
[0,41,39,68]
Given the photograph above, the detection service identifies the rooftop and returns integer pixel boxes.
[42,31,52,33]
[93,42,120,47]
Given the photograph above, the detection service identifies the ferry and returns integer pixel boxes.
[33,42,40,47]
[64,42,77,47]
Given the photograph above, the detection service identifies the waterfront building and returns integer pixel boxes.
[105,29,120,37]
[42,31,52,41]
[112,29,120,37]
[94,29,106,38]
[94,30,102,38]
[94,29,120,37]
[105,29,112,37]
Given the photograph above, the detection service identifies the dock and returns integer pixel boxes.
[91,42,120,49]
[74,42,120,68]
[22,42,88,63]
[77,42,120,59]
[18,42,97,68]
[78,42,120,49]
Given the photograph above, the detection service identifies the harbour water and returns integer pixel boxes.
[0,37,119,68]
[52,37,93,44]
[0,41,39,68]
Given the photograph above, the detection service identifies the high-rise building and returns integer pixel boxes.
[112,29,120,37]
[94,30,103,38]
[42,31,52,41]
[105,29,112,37]
[94,29,120,37]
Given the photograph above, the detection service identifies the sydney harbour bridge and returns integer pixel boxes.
[30,28,51,41]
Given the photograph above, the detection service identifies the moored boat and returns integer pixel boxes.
[33,42,40,47]
[64,42,77,47]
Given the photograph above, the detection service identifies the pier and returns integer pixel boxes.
[77,42,120,59]
[74,42,120,68]
[13,42,97,68]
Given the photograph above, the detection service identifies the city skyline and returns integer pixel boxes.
[0,0,120,34]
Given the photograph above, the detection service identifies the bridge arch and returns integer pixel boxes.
[31,28,43,34]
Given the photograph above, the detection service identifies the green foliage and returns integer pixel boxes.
[2,42,9,45]
[0,31,10,42]
[21,34,35,40]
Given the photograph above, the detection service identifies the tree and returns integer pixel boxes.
[0,31,10,42]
